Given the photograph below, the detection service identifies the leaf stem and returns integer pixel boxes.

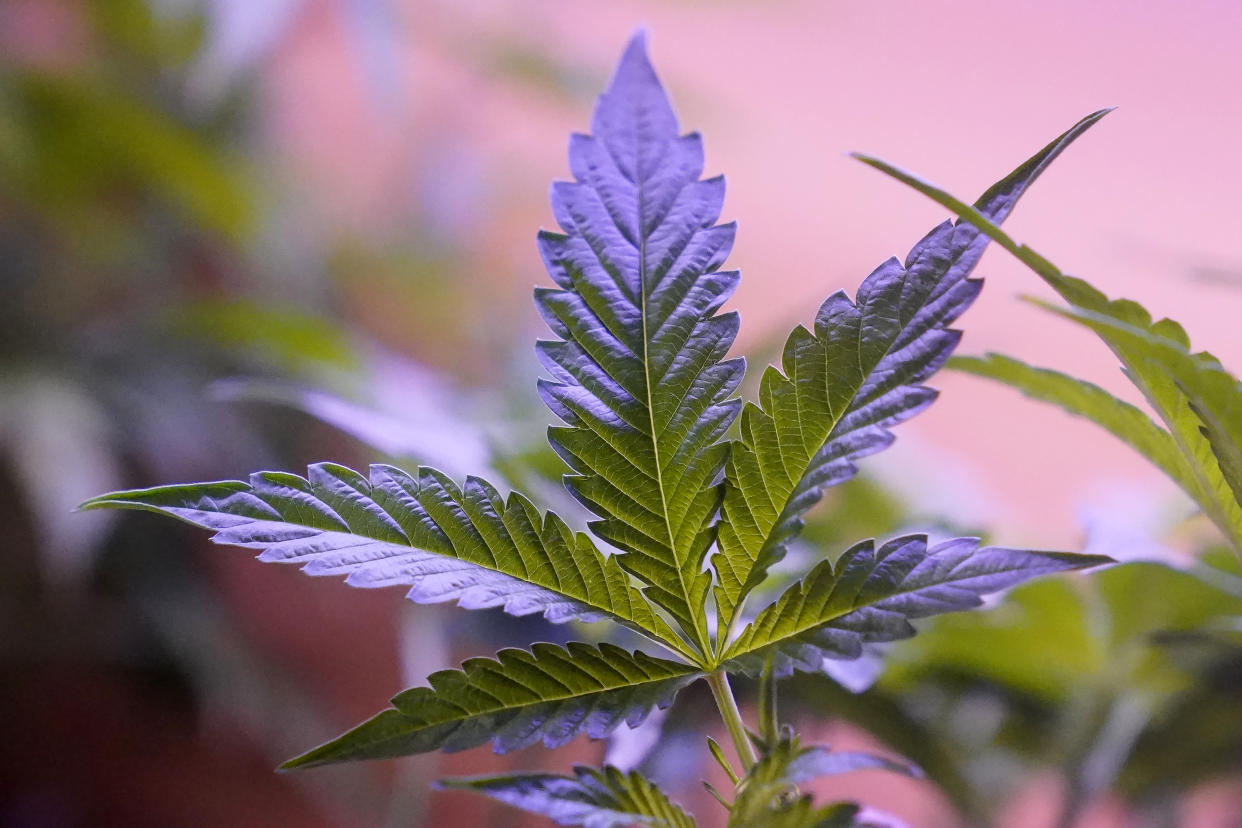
[757,656,778,747]
[707,671,759,770]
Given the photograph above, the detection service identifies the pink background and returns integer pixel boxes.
[255,0,1242,552]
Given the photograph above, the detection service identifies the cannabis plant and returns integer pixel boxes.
[83,34,1110,826]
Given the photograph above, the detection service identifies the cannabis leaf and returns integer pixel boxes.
[440,765,695,828]
[279,642,699,768]
[535,33,742,653]
[710,109,1111,640]
[849,150,1242,555]
[80,462,688,656]
[79,31,1114,828]
[723,535,1110,675]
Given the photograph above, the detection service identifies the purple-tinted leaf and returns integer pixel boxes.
[854,123,1242,558]
[785,748,920,783]
[440,764,694,828]
[536,32,742,649]
[724,534,1111,676]
[80,462,686,654]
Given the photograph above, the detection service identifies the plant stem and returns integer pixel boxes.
[707,671,759,769]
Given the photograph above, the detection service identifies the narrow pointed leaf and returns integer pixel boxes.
[536,32,743,649]
[724,534,1110,675]
[80,462,687,655]
[707,736,741,783]
[713,110,1109,636]
[1029,300,1242,541]
[440,765,695,828]
[853,126,1242,555]
[280,642,701,768]
[949,353,1197,494]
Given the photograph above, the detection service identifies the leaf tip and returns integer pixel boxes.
[1080,552,1117,568]
[613,28,656,86]
[623,26,650,53]
[76,494,116,513]
[278,744,335,772]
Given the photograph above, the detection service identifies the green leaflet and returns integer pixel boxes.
[535,35,744,655]
[281,642,700,768]
[852,149,1242,555]
[440,765,695,828]
[731,796,862,828]
[81,461,690,659]
[722,535,1110,675]
[712,110,1109,644]
[948,353,1197,494]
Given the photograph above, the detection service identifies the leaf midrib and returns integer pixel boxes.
[404,665,701,728]
[722,241,970,629]
[636,160,709,657]
[85,483,700,660]
[597,121,715,658]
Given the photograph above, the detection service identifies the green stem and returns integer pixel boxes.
[707,671,759,769]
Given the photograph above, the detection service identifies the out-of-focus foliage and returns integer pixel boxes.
[0,0,262,571]
[0,3,476,825]
[797,556,1242,825]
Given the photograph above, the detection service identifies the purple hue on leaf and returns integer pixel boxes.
[79,462,678,640]
[535,33,743,638]
[725,534,1111,676]
[439,764,693,828]
[785,747,921,783]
